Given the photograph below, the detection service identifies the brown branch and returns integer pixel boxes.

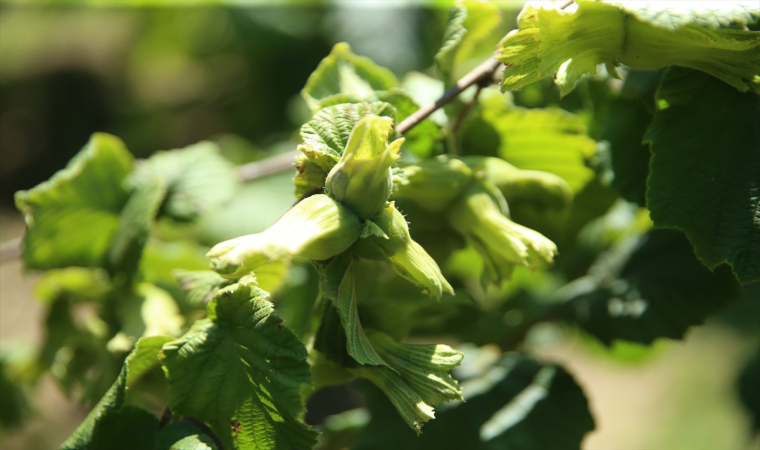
[396,57,502,136]
[236,150,300,182]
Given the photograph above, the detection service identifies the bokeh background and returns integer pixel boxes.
[0,2,758,449]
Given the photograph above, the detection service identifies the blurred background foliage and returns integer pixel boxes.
[0,2,758,450]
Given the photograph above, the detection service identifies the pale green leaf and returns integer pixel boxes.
[173,270,230,305]
[159,279,318,450]
[33,267,110,303]
[436,0,501,87]
[607,1,759,30]
[132,141,240,222]
[498,0,760,95]
[480,89,596,192]
[136,283,185,338]
[349,331,463,434]
[301,42,398,114]
[645,68,760,283]
[15,133,133,270]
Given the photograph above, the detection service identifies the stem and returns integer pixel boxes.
[396,57,502,136]
[237,150,300,182]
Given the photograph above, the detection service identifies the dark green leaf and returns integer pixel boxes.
[598,70,664,206]
[560,229,742,345]
[89,406,159,450]
[15,133,133,270]
[0,359,29,431]
[61,337,171,450]
[645,68,760,283]
[353,353,594,450]
[154,421,218,450]
[159,279,317,450]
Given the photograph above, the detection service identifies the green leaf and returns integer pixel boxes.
[125,335,174,388]
[353,352,594,449]
[436,0,501,87]
[295,102,396,198]
[301,42,398,114]
[33,267,111,303]
[645,68,760,284]
[88,406,159,450]
[349,330,463,433]
[479,89,596,192]
[173,270,230,305]
[132,141,240,222]
[0,359,29,432]
[313,253,388,367]
[159,279,317,450]
[497,1,760,95]
[559,229,742,345]
[15,133,133,270]
[154,421,218,450]
[61,336,171,450]
[300,42,440,160]
[597,69,664,206]
[107,172,167,276]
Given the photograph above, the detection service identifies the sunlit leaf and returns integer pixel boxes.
[159,279,318,450]
[301,42,398,114]
[436,0,501,87]
[132,141,240,222]
[15,133,133,270]
[498,1,760,95]
[479,89,596,192]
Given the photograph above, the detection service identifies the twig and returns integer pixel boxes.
[236,150,300,182]
[396,57,502,136]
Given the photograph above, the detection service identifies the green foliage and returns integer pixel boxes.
[353,352,594,449]
[559,229,742,345]
[15,133,133,271]
[8,2,760,448]
[435,0,501,87]
[60,336,171,450]
[132,141,241,222]
[314,253,388,368]
[478,89,597,192]
[645,67,760,284]
[497,1,760,95]
[159,279,318,450]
